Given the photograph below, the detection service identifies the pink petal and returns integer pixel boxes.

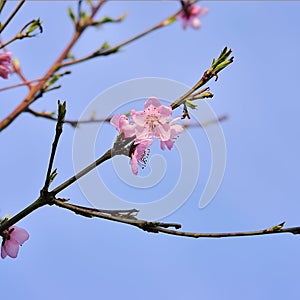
[10,226,29,244]
[130,156,138,175]
[191,18,201,29]
[144,97,161,109]
[0,52,12,63]
[3,239,19,258]
[198,7,209,17]
[110,114,122,129]
[190,5,201,16]
[1,245,8,259]
[156,123,171,141]
[160,140,174,151]
[122,124,136,138]
[171,124,184,136]
[134,125,149,139]
[0,65,9,79]
[130,110,146,126]
[158,105,172,119]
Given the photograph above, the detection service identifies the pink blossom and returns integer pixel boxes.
[130,97,174,142]
[177,5,208,30]
[110,114,136,138]
[160,123,184,150]
[0,52,12,79]
[130,139,153,175]
[1,226,29,259]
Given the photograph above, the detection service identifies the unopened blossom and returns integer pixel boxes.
[130,139,153,175]
[0,52,12,79]
[177,4,208,30]
[110,114,136,138]
[1,226,29,259]
[130,97,176,142]
[160,123,184,151]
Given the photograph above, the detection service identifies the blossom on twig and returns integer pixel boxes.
[0,52,12,79]
[111,97,183,175]
[1,226,29,259]
[177,4,208,30]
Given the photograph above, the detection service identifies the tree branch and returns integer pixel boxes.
[52,199,300,238]
[0,0,25,34]
[59,7,184,68]
[0,1,106,132]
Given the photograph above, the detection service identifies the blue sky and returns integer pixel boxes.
[1,1,300,299]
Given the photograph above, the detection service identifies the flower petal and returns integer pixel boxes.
[10,226,30,244]
[110,114,121,129]
[131,110,147,126]
[144,97,161,109]
[1,245,8,259]
[3,239,19,258]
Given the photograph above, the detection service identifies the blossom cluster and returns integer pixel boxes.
[110,97,183,175]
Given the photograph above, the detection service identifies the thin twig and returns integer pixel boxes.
[52,198,182,230]
[0,0,7,15]
[52,199,300,238]
[50,148,113,196]
[26,108,111,127]
[42,101,66,191]
[0,71,71,92]
[59,6,184,68]
[0,0,25,34]
[171,47,234,110]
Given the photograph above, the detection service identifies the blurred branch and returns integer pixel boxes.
[0,1,105,132]
[0,0,6,15]
[59,7,184,68]
[0,70,71,92]
[26,108,111,127]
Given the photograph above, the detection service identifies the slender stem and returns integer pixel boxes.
[170,48,234,110]
[0,198,45,233]
[53,198,181,230]
[0,35,19,49]
[51,199,300,239]
[153,223,300,239]
[0,0,7,15]
[0,71,71,92]
[60,7,182,68]
[43,101,66,191]
[0,0,25,34]
[51,148,113,195]
[26,108,110,127]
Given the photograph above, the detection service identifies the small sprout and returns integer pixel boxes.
[49,168,58,184]
[57,100,67,122]
[266,222,285,232]
[162,16,177,26]
[21,19,43,37]
[96,12,127,26]
[66,52,76,60]
[68,7,76,24]
[98,42,110,51]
